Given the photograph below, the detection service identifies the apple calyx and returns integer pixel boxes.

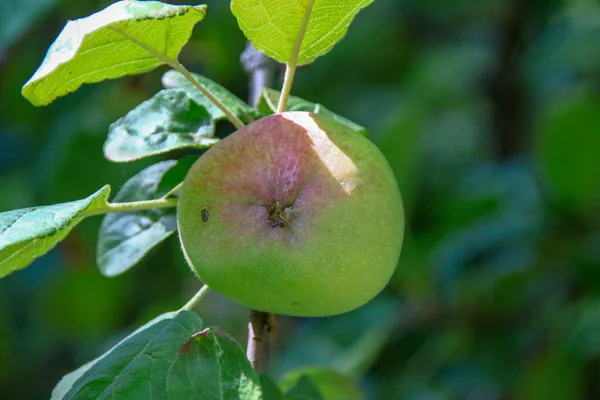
[267,201,293,228]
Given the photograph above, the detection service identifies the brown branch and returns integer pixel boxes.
[246,310,275,372]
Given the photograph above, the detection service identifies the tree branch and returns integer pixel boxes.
[486,0,530,159]
[241,42,276,372]
[241,42,275,107]
[247,310,274,372]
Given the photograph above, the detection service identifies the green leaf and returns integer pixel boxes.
[167,327,263,399]
[51,312,187,399]
[257,87,368,137]
[0,186,110,279]
[231,0,374,65]
[52,310,203,400]
[104,89,218,162]
[284,375,324,400]
[260,374,284,400]
[155,155,198,197]
[97,161,185,277]
[516,347,582,400]
[274,296,397,377]
[22,1,207,106]
[535,94,600,209]
[162,69,259,123]
[281,368,365,400]
[51,360,97,400]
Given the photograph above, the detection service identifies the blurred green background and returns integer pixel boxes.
[1,0,600,399]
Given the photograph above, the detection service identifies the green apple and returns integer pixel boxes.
[178,111,403,317]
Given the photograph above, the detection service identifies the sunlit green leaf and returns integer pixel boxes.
[167,327,262,399]
[256,88,368,137]
[0,186,110,279]
[162,69,259,123]
[97,161,184,277]
[22,1,206,106]
[104,89,218,162]
[52,311,203,400]
[231,0,374,65]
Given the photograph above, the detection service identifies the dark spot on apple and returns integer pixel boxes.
[291,301,299,307]
[201,208,210,223]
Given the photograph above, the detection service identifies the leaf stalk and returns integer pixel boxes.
[181,285,211,311]
[276,0,316,113]
[161,181,184,199]
[80,197,178,217]
[110,27,245,129]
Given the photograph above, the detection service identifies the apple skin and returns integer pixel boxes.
[178,111,404,317]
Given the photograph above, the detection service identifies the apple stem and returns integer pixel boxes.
[110,27,245,130]
[181,285,210,311]
[276,0,316,113]
[80,197,178,217]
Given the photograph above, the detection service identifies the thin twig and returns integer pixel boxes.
[241,42,275,107]
[241,42,276,372]
[247,310,272,372]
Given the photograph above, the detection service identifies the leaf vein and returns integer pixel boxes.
[301,1,367,56]
[62,56,160,86]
